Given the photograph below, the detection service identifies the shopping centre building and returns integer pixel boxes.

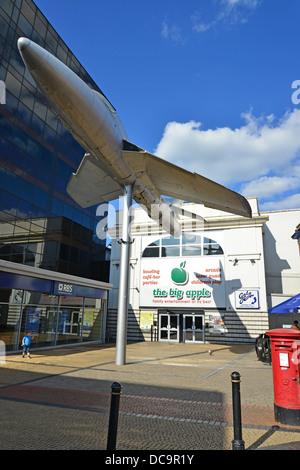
[107,199,300,344]
[0,0,112,352]
[0,0,299,351]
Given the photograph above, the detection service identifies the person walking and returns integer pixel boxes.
[21,331,34,358]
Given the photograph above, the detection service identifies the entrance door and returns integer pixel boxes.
[159,313,179,342]
[183,314,204,343]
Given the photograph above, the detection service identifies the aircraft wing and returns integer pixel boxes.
[122,149,252,218]
[66,153,123,207]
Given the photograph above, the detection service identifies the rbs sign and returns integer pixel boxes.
[54,282,73,295]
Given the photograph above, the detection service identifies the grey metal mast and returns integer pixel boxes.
[115,184,133,365]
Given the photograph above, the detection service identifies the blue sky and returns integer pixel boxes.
[37,0,300,212]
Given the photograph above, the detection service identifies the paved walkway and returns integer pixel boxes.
[1,341,300,452]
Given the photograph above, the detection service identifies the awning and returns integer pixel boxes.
[268,293,300,313]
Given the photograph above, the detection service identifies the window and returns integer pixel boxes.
[182,232,202,256]
[142,233,223,258]
[203,237,223,256]
[161,236,180,257]
[142,241,160,258]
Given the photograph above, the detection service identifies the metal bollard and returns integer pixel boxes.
[231,371,245,450]
[107,381,122,450]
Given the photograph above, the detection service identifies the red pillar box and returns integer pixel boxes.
[266,328,300,426]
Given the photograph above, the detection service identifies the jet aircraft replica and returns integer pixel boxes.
[18,37,252,365]
[17,38,251,239]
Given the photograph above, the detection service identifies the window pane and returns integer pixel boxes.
[148,240,160,247]
[203,244,223,255]
[182,245,202,256]
[182,233,201,244]
[6,70,21,98]
[162,236,179,246]
[0,116,14,139]
[82,298,104,342]
[3,169,20,195]
[20,304,57,349]
[20,179,35,202]
[142,247,159,258]
[2,190,18,215]
[40,146,53,168]
[0,299,22,351]
[57,307,82,345]
[203,237,216,244]
[0,287,22,304]
[161,246,180,257]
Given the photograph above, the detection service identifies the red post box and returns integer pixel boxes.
[266,328,300,426]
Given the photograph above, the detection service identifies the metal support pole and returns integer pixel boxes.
[231,371,245,450]
[115,184,133,366]
[107,382,122,450]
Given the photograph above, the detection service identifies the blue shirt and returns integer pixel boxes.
[23,335,32,346]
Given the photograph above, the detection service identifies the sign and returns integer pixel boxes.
[25,308,41,333]
[208,313,225,334]
[58,310,69,333]
[140,312,154,332]
[52,280,107,299]
[235,290,259,309]
[54,282,73,296]
[140,257,225,308]
[83,310,94,331]
[279,352,289,368]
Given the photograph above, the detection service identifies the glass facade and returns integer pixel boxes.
[0,0,112,352]
[0,283,107,351]
[0,0,109,281]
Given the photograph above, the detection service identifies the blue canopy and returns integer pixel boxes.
[291,228,300,240]
[269,293,300,314]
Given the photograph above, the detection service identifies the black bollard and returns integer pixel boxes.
[231,371,245,450]
[107,381,122,450]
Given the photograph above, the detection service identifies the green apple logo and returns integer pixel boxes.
[171,261,189,285]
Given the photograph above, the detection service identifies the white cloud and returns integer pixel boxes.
[155,109,300,184]
[192,0,261,34]
[155,109,300,210]
[241,176,300,199]
[161,1,261,46]
[260,194,300,212]
[223,0,259,7]
[161,20,187,45]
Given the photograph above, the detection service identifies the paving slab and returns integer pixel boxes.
[1,341,300,452]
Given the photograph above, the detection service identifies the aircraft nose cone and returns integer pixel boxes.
[17,37,31,53]
[17,37,44,71]
[17,37,55,87]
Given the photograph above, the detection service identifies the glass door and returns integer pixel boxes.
[183,314,204,343]
[56,296,83,345]
[159,313,179,342]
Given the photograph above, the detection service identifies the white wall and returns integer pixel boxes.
[107,198,274,343]
[224,225,267,312]
[262,209,300,308]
